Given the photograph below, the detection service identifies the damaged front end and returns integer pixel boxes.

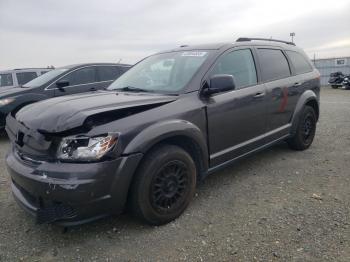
[5,92,177,225]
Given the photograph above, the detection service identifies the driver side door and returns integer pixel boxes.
[205,48,267,167]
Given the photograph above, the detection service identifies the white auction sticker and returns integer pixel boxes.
[181,51,207,57]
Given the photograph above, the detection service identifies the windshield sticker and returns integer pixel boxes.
[181,51,207,57]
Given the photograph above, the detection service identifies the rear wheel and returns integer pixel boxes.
[287,106,317,151]
[129,144,196,225]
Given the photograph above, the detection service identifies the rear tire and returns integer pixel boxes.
[129,144,196,225]
[287,106,317,151]
[331,85,338,89]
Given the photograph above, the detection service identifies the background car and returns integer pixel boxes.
[0,63,131,130]
[0,68,52,88]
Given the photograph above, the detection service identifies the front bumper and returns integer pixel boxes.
[6,148,143,226]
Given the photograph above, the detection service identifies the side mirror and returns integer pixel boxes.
[56,80,69,91]
[203,74,236,96]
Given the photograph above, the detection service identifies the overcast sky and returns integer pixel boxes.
[0,0,349,70]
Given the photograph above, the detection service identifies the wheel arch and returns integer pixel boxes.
[123,120,209,180]
[290,90,319,135]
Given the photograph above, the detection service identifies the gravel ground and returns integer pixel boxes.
[0,87,349,261]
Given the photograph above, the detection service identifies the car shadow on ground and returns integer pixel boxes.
[0,130,8,141]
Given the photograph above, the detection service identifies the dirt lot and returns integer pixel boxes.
[0,87,349,261]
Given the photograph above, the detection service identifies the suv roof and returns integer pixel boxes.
[0,68,52,74]
[167,37,302,53]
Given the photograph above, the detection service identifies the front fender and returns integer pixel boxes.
[123,119,208,167]
[290,90,319,135]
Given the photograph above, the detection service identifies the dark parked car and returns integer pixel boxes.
[6,38,320,226]
[0,63,130,129]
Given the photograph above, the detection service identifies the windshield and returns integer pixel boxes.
[108,51,210,93]
[23,68,68,88]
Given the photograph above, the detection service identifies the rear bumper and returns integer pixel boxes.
[6,148,143,226]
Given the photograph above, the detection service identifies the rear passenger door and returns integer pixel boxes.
[256,48,298,141]
[206,48,267,166]
[96,65,126,89]
[54,66,98,96]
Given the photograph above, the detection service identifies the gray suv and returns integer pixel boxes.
[0,68,52,88]
[5,38,320,226]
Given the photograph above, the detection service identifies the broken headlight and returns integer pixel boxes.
[57,134,118,161]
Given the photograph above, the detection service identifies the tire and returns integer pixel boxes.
[287,106,317,151]
[129,144,197,225]
[331,85,338,89]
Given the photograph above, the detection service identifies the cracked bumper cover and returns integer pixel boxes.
[6,148,143,226]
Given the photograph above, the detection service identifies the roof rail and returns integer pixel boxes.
[13,67,54,70]
[236,37,296,46]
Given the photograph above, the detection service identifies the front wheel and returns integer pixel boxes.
[287,106,317,151]
[129,144,196,225]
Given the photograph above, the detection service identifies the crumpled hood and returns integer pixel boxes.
[15,91,177,133]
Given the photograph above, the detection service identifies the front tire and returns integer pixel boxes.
[129,145,196,225]
[287,106,317,151]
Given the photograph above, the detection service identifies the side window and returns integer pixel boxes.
[98,66,122,81]
[62,67,96,86]
[257,49,291,82]
[16,72,38,85]
[286,50,313,75]
[0,73,14,87]
[211,49,257,89]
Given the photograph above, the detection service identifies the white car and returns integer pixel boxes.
[0,68,52,88]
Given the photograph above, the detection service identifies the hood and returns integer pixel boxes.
[15,91,177,133]
[0,86,24,96]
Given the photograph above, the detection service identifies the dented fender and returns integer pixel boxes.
[123,119,209,169]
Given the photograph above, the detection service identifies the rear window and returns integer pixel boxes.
[16,72,38,85]
[98,66,122,81]
[0,73,13,87]
[285,50,313,75]
[257,49,291,82]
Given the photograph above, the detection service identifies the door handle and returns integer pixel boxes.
[293,82,302,87]
[90,87,96,91]
[253,92,265,98]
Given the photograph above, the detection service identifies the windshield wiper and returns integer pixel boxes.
[115,86,152,93]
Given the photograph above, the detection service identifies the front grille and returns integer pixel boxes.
[37,204,77,224]
[15,148,44,166]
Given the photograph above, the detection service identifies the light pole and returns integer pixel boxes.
[290,32,295,43]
